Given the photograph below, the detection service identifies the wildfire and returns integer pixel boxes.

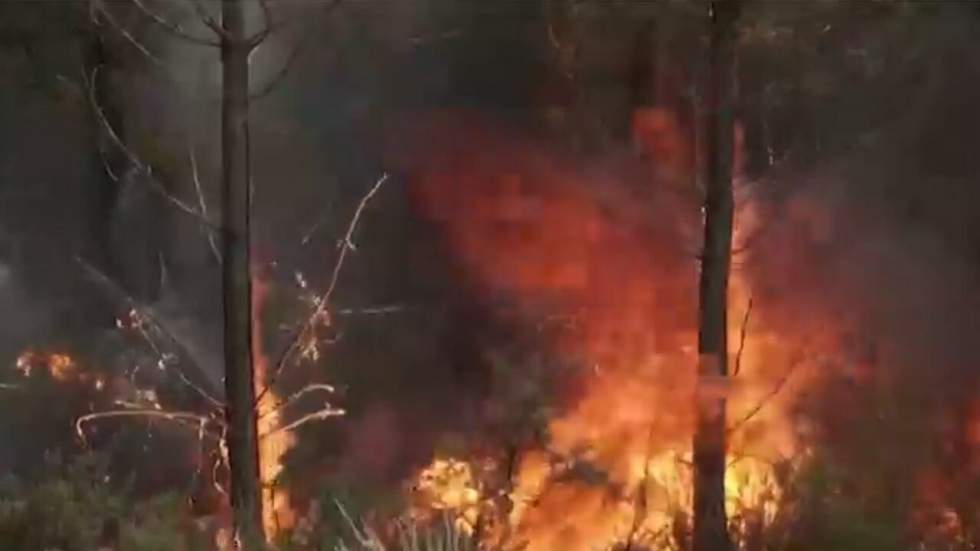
[16,350,109,394]
[409,457,483,531]
[16,350,78,381]
[253,276,298,538]
[395,111,813,550]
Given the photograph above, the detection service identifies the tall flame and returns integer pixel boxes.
[399,110,809,549]
[252,275,298,538]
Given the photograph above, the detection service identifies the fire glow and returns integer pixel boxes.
[253,276,298,538]
[396,111,814,550]
[16,350,79,381]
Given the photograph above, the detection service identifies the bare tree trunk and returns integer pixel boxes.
[692,2,739,551]
[220,0,264,545]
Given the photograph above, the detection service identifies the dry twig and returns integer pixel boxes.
[76,408,218,445]
[77,256,223,407]
[129,0,220,47]
[258,173,388,401]
[258,383,336,421]
[728,358,802,434]
[732,296,753,376]
[188,143,222,263]
[88,66,220,232]
[260,405,345,438]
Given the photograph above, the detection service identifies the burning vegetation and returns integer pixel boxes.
[1,1,979,550]
[386,112,803,550]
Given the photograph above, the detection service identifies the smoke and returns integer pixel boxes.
[2,2,978,543]
[738,9,980,528]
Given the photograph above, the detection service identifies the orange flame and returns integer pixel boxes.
[16,350,78,381]
[398,111,807,549]
[252,276,298,538]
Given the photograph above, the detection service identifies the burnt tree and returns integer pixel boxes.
[220,0,263,544]
[692,2,740,551]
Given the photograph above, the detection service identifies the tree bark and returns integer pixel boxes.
[692,2,739,551]
[220,0,264,545]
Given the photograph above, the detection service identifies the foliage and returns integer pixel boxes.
[0,454,208,551]
[117,493,212,551]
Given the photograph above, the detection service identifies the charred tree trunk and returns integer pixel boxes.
[220,0,264,544]
[692,2,739,551]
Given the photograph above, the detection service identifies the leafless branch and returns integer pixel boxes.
[258,383,335,421]
[186,414,214,493]
[300,205,332,245]
[88,7,221,260]
[727,359,802,434]
[334,304,406,316]
[96,144,121,182]
[0,383,21,390]
[258,172,388,401]
[188,143,222,263]
[251,24,314,100]
[76,408,219,446]
[88,66,220,233]
[249,0,344,98]
[732,295,753,377]
[185,0,229,39]
[251,0,275,46]
[92,2,166,68]
[172,367,224,409]
[213,424,230,497]
[260,405,345,438]
[246,0,343,50]
[77,256,223,407]
[129,0,220,47]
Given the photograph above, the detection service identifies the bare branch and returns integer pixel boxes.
[77,256,223,407]
[88,66,221,235]
[129,0,220,47]
[258,383,335,421]
[186,0,230,39]
[246,0,343,50]
[96,144,121,183]
[258,173,388,401]
[249,0,344,99]
[727,358,801,434]
[254,0,274,43]
[334,304,406,316]
[88,7,223,263]
[0,383,21,390]
[732,296,752,377]
[300,204,332,245]
[188,143,222,264]
[214,424,230,497]
[92,3,166,68]
[76,408,219,445]
[172,365,224,409]
[251,24,314,100]
[261,405,345,438]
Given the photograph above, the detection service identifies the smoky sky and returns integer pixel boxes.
[0,0,978,503]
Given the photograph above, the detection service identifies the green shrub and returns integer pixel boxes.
[0,454,208,551]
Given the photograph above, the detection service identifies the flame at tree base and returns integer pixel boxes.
[253,276,298,539]
[394,112,811,550]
